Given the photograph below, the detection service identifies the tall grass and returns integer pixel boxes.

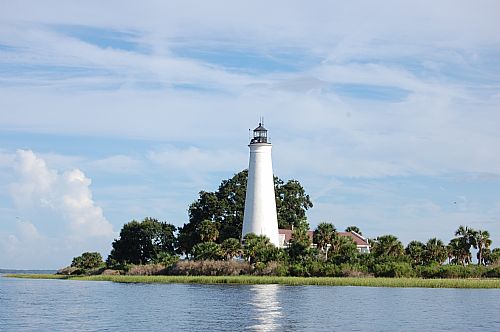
[5,274,500,288]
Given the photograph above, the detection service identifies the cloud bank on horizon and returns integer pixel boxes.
[1,1,499,268]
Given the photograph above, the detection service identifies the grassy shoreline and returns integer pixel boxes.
[4,274,500,288]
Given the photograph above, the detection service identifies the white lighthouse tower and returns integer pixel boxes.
[242,122,280,246]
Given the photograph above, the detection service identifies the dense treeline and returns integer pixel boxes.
[62,171,500,278]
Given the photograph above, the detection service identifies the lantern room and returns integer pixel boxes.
[250,123,268,144]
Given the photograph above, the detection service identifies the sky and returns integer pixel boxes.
[1,1,499,269]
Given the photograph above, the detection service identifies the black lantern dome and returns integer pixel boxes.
[250,122,269,144]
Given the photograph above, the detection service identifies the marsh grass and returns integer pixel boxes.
[5,274,500,288]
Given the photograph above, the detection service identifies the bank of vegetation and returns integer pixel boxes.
[27,171,500,283]
[6,274,500,289]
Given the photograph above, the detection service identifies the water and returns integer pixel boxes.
[1,276,499,331]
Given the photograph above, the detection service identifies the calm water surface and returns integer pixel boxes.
[1,276,499,331]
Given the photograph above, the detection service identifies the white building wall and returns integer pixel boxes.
[242,143,280,246]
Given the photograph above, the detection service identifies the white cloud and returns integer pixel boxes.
[10,149,115,238]
[1,150,116,268]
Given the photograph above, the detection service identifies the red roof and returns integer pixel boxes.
[278,229,369,246]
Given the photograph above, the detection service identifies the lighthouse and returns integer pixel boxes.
[242,122,280,246]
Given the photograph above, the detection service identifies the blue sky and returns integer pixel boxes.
[1,1,499,269]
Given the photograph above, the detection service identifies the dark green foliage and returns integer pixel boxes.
[243,233,283,264]
[371,235,405,259]
[473,230,492,265]
[275,178,313,229]
[345,226,362,235]
[328,235,359,265]
[406,241,426,266]
[423,238,447,265]
[221,238,242,260]
[168,260,253,276]
[191,242,224,261]
[490,248,500,263]
[107,218,177,265]
[417,264,487,279]
[286,219,312,262]
[153,252,179,268]
[313,222,336,259]
[449,225,475,265]
[199,220,219,242]
[71,252,103,270]
[177,191,219,255]
[484,265,500,278]
[177,170,313,255]
[372,261,415,278]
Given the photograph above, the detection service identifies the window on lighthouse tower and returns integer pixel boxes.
[251,123,268,144]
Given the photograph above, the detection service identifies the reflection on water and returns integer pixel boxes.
[248,284,282,331]
[1,277,500,331]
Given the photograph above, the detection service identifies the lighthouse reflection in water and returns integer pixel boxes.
[248,284,282,331]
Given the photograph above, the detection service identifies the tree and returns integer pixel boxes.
[221,238,242,260]
[329,235,358,265]
[243,233,281,264]
[405,241,426,266]
[177,191,219,255]
[452,225,475,265]
[371,235,405,259]
[313,222,336,260]
[345,226,362,235]
[108,218,176,265]
[490,248,500,264]
[191,242,224,260]
[200,220,219,242]
[447,238,468,265]
[71,252,103,270]
[423,238,447,265]
[275,179,313,229]
[178,170,313,254]
[473,229,492,265]
[287,219,312,262]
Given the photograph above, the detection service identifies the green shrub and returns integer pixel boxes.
[168,260,252,276]
[71,252,104,270]
[435,265,486,278]
[321,263,341,277]
[372,262,415,278]
[191,242,224,261]
[289,263,306,277]
[340,263,370,277]
[417,264,441,278]
[484,266,500,278]
[153,252,179,268]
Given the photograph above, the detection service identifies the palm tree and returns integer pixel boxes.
[405,241,425,266]
[424,238,447,265]
[345,226,362,235]
[199,220,219,242]
[454,225,475,265]
[329,235,358,264]
[447,238,467,265]
[313,222,336,260]
[243,233,272,264]
[474,230,492,265]
[371,235,404,258]
[221,238,242,260]
[191,241,223,260]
